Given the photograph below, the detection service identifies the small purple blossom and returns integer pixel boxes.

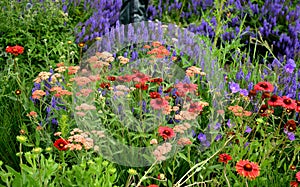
[227,119,234,128]
[284,59,296,73]
[229,82,240,93]
[197,133,206,142]
[245,126,252,133]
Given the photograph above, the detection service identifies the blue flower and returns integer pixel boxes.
[215,134,222,141]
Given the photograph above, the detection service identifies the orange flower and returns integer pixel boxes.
[236,160,260,180]
[32,90,46,99]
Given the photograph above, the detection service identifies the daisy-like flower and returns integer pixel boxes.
[131,71,150,83]
[253,81,274,92]
[236,160,260,180]
[53,138,69,151]
[282,96,297,110]
[158,126,175,140]
[218,153,232,164]
[267,95,283,107]
[147,185,159,187]
[150,97,169,110]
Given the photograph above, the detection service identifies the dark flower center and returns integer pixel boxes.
[59,143,64,148]
[156,99,163,105]
[260,83,268,88]
[289,126,295,131]
[284,99,291,105]
[270,95,278,101]
[243,163,253,171]
[183,84,190,89]
[164,130,171,136]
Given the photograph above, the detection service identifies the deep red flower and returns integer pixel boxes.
[261,92,271,99]
[107,76,116,81]
[236,160,260,180]
[284,120,297,132]
[100,82,111,89]
[150,77,163,84]
[253,81,274,92]
[6,45,24,56]
[218,153,232,164]
[53,138,69,151]
[149,92,161,99]
[158,126,175,140]
[248,89,257,97]
[267,95,283,107]
[163,86,173,93]
[282,96,297,110]
[135,83,149,90]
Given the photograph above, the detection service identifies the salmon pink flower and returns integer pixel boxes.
[150,97,169,110]
[175,82,198,93]
[236,160,260,180]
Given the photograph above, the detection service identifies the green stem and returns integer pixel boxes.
[224,164,231,187]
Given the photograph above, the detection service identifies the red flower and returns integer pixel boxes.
[100,82,111,89]
[254,81,274,92]
[6,45,24,56]
[117,75,133,82]
[53,138,69,151]
[158,126,175,140]
[107,76,116,81]
[135,83,149,90]
[290,181,299,187]
[267,95,283,107]
[236,160,260,180]
[284,120,297,132]
[150,92,161,99]
[282,96,297,110]
[150,78,163,84]
[218,153,232,164]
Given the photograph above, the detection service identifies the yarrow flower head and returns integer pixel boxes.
[236,160,260,180]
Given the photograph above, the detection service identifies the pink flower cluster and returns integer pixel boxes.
[153,142,172,161]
